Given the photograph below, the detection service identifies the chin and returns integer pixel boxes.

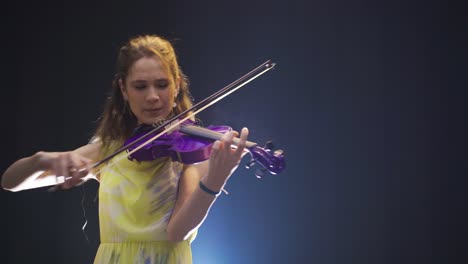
[138,112,171,125]
[143,117,166,125]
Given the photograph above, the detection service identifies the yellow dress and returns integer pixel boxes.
[93,150,196,264]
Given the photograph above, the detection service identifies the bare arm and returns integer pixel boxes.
[1,142,101,192]
[166,128,248,242]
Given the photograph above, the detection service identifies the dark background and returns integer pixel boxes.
[1,0,466,263]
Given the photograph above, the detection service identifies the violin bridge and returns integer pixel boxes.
[164,120,182,134]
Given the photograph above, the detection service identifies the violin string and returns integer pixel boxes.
[180,125,257,148]
[179,126,222,140]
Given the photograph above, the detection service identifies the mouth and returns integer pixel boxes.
[145,108,162,112]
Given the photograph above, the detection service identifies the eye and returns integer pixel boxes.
[134,85,146,90]
[156,81,169,89]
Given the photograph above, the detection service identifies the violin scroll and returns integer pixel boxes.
[245,143,285,178]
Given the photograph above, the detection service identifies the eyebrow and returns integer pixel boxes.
[130,78,169,84]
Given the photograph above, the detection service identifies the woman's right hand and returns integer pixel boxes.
[36,151,93,190]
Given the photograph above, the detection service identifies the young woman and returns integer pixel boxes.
[2,35,249,263]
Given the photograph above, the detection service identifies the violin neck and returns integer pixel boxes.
[180,125,257,148]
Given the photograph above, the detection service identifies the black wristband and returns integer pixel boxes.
[199,181,221,196]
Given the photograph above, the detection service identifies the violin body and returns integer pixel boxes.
[124,119,286,176]
[125,120,231,164]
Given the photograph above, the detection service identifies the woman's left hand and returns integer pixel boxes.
[203,127,249,191]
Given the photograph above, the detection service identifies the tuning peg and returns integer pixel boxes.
[255,168,267,179]
[274,149,284,156]
[263,141,274,151]
[245,159,257,170]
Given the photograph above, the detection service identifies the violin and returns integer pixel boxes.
[124,119,285,177]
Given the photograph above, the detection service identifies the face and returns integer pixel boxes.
[120,56,179,125]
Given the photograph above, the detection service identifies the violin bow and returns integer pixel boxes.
[92,60,276,172]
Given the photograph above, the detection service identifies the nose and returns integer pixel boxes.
[146,87,159,103]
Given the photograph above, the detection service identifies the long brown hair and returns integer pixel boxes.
[94,35,193,155]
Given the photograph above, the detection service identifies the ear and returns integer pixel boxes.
[119,78,128,100]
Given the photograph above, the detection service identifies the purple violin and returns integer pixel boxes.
[124,119,285,177]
